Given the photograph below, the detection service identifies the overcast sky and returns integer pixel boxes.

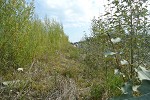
[28,0,107,42]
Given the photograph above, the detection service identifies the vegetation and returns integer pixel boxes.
[79,0,150,99]
[0,0,150,100]
[0,0,80,99]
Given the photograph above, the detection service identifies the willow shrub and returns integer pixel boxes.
[0,0,69,74]
[0,0,34,72]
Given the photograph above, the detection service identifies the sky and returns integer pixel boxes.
[26,0,150,42]
[26,0,107,42]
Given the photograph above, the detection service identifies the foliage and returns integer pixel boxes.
[0,0,34,72]
[79,0,150,99]
[1,0,150,99]
[110,66,150,100]
[0,0,80,99]
[0,0,69,74]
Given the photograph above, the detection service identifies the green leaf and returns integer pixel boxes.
[109,68,150,100]
[109,81,133,100]
[138,80,150,94]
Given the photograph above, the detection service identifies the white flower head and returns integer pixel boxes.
[120,59,128,65]
[114,69,119,75]
[111,37,121,44]
[17,68,23,71]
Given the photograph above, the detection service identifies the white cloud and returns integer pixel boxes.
[34,0,107,42]
[45,0,67,9]
[42,0,106,28]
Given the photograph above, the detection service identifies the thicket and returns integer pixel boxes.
[0,1,80,99]
[80,0,150,99]
[0,0,70,75]
[1,0,150,99]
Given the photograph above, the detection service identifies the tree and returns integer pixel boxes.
[80,0,150,98]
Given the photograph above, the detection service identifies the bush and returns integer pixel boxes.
[0,0,70,75]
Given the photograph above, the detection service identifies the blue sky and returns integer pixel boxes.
[26,0,107,42]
